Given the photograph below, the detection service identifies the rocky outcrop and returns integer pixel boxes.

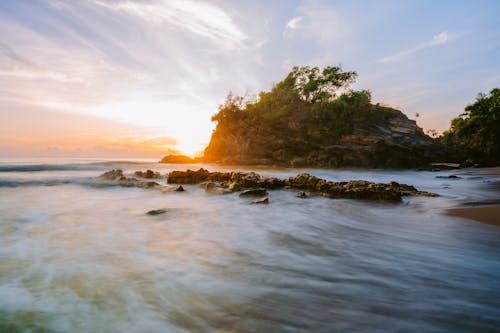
[165,168,438,202]
[159,155,196,164]
[286,173,437,201]
[97,168,438,202]
[203,108,452,168]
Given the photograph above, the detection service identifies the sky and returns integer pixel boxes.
[1,0,499,158]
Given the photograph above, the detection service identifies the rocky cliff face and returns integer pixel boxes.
[204,109,447,168]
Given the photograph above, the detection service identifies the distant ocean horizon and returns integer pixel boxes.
[1,158,499,332]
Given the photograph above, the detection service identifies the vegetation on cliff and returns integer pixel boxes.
[441,88,500,166]
[204,66,443,168]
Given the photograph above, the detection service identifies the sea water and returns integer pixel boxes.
[0,158,499,332]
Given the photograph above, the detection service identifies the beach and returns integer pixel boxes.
[1,159,499,332]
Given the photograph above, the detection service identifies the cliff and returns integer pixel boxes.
[203,66,449,168]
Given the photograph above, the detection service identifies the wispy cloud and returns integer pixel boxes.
[378,31,456,64]
[283,1,346,46]
[93,0,247,50]
[285,17,303,31]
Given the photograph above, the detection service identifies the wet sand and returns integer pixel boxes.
[446,204,500,226]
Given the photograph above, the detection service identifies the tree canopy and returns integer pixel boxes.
[204,65,416,167]
[442,88,500,165]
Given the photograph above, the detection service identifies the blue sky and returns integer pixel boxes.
[1,0,499,157]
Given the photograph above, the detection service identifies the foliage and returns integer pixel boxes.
[204,65,405,164]
[441,88,500,165]
[290,66,357,103]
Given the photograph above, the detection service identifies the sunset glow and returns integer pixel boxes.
[1,1,499,157]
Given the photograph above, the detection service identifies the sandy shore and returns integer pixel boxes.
[446,204,500,226]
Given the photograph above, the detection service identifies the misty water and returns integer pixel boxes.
[0,158,499,332]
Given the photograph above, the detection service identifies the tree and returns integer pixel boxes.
[442,88,500,165]
[289,66,357,103]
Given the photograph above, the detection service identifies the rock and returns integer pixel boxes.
[146,209,167,216]
[205,182,231,195]
[228,182,242,192]
[134,169,161,179]
[168,168,211,184]
[136,181,160,189]
[98,168,438,202]
[435,175,462,179]
[99,169,124,180]
[296,191,308,198]
[239,188,268,197]
[252,197,269,204]
[160,185,186,193]
[159,155,195,164]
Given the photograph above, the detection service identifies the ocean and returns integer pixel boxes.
[1,158,499,332]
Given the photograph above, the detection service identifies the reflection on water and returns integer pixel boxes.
[0,159,499,332]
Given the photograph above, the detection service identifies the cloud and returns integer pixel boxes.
[285,17,303,30]
[378,31,456,63]
[93,0,247,50]
[283,1,345,46]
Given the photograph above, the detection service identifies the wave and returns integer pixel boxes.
[0,178,123,188]
[0,179,72,187]
[0,164,103,172]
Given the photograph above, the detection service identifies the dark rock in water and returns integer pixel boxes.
[296,191,308,198]
[146,209,167,216]
[160,155,195,164]
[98,170,160,189]
[252,197,269,204]
[285,173,438,202]
[205,182,232,195]
[134,169,161,179]
[436,175,462,179]
[137,181,160,189]
[240,188,268,197]
[99,169,124,180]
[168,168,211,184]
[99,167,438,202]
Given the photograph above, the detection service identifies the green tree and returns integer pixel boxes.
[442,88,500,165]
[289,66,357,103]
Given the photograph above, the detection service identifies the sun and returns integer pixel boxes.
[175,140,205,158]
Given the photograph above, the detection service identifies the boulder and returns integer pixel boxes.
[296,191,308,198]
[146,209,167,216]
[205,182,231,195]
[239,188,269,197]
[252,197,269,204]
[99,169,124,180]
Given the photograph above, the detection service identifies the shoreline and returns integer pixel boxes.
[446,204,500,226]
